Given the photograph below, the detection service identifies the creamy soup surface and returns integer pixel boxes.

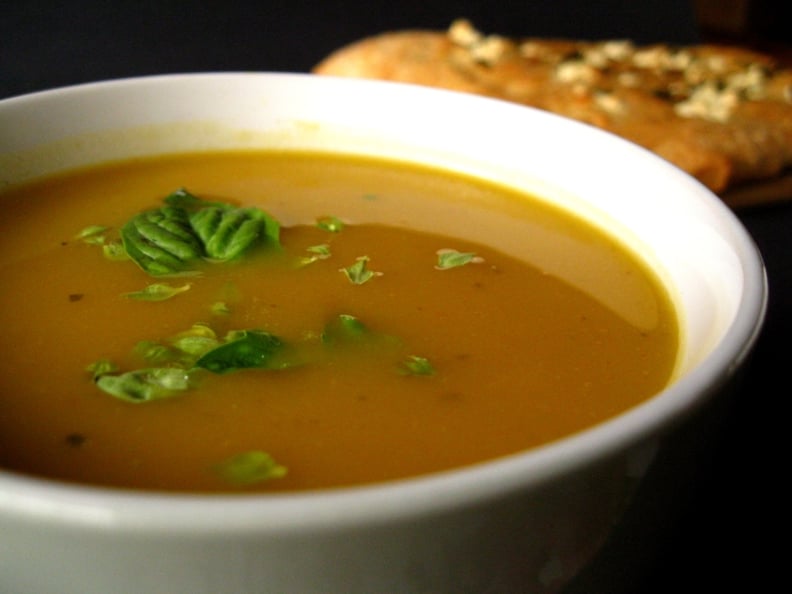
[0,151,678,492]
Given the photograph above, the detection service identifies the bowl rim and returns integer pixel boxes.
[0,72,768,533]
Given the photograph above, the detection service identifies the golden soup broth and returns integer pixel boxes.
[0,151,678,492]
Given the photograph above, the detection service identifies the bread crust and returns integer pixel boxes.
[314,20,792,201]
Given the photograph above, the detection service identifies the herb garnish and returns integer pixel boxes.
[85,359,118,380]
[301,243,332,265]
[194,330,293,374]
[216,451,287,486]
[340,256,382,285]
[400,355,436,376]
[121,205,204,276]
[75,225,109,245]
[89,325,296,402]
[89,312,433,403]
[171,324,221,359]
[123,283,191,301]
[321,313,369,344]
[435,248,481,270]
[120,188,281,276]
[83,194,440,398]
[134,340,175,365]
[77,188,451,489]
[96,367,194,403]
[321,314,406,361]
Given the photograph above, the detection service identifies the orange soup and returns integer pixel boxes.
[0,151,678,492]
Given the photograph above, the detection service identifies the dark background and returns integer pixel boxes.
[1,1,787,592]
[1,1,703,98]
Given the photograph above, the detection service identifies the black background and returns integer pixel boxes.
[1,2,786,592]
[1,1,702,98]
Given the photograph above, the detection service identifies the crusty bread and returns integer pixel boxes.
[314,19,792,204]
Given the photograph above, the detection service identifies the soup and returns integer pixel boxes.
[0,151,678,492]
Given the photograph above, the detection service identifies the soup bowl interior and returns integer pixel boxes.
[0,73,766,594]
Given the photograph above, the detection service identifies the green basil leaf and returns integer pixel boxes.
[172,335,220,358]
[96,368,193,403]
[173,188,281,261]
[340,256,381,285]
[321,314,402,353]
[215,451,287,486]
[121,208,204,276]
[114,188,283,276]
[321,314,368,345]
[134,340,177,364]
[123,283,191,301]
[85,358,118,380]
[172,323,217,342]
[193,330,289,374]
[435,249,480,270]
[75,225,109,245]
[300,243,331,265]
[399,355,436,376]
[167,324,221,364]
[192,206,279,261]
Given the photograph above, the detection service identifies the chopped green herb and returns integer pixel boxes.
[134,340,176,365]
[321,314,401,354]
[96,367,193,403]
[435,249,480,270]
[340,256,381,285]
[75,225,109,244]
[194,330,290,374]
[301,243,332,265]
[216,451,287,486]
[172,336,219,358]
[321,314,369,344]
[176,323,217,340]
[400,355,436,376]
[85,359,118,380]
[123,283,191,301]
[317,216,344,233]
[168,324,221,362]
[132,325,222,370]
[75,225,109,239]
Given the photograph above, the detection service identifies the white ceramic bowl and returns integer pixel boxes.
[0,73,766,594]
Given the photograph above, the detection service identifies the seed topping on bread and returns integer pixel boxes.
[447,18,791,123]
